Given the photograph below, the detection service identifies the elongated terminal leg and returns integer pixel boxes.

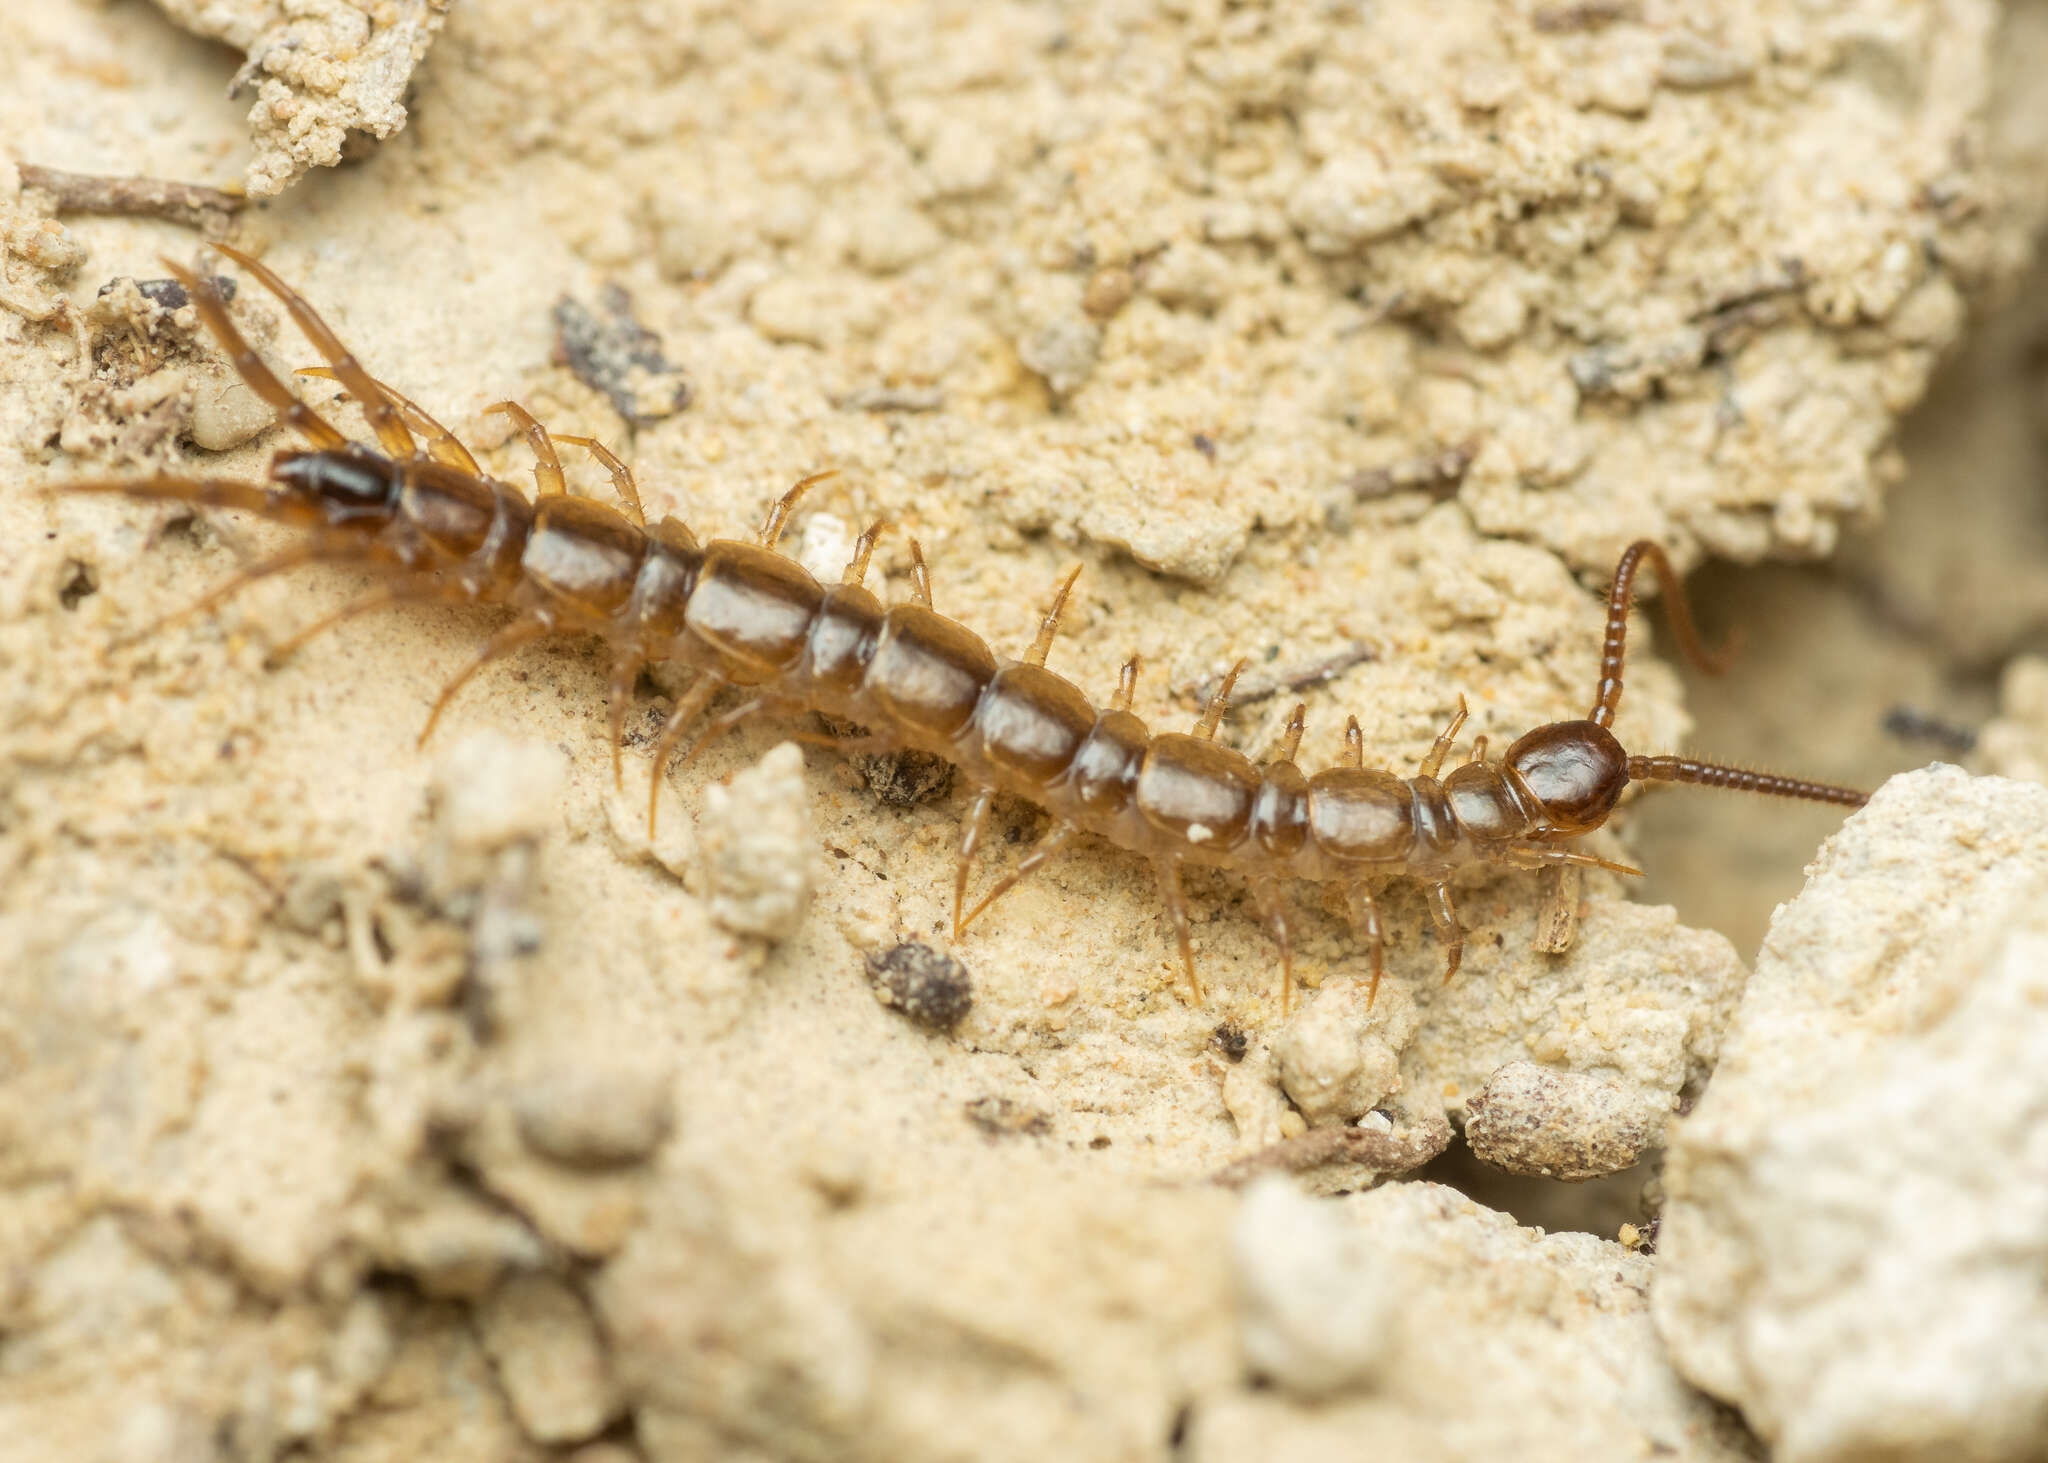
[1424,881,1464,986]
[297,365,480,473]
[958,821,1076,931]
[212,243,415,457]
[1343,882,1386,1007]
[953,786,995,938]
[418,616,554,747]
[1250,877,1296,1013]
[1419,695,1469,779]
[646,673,728,836]
[162,259,347,450]
[1155,857,1204,1004]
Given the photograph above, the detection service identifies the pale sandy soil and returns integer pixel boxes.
[3,2,2047,1460]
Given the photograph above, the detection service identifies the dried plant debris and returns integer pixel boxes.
[553,287,693,425]
[18,162,241,234]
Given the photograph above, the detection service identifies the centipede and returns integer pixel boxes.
[61,244,1870,1013]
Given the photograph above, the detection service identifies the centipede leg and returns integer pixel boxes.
[553,434,646,526]
[758,470,840,551]
[486,401,567,497]
[1250,877,1296,1014]
[953,786,995,938]
[1424,881,1464,987]
[297,365,481,474]
[1154,857,1205,1004]
[1419,695,1469,779]
[676,695,778,768]
[212,243,417,459]
[266,580,457,668]
[605,654,645,790]
[647,673,728,836]
[1343,882,1386,1008]
[958,821,1076,931]
[418,615,554,748]
[1499,841,1643,878]
[128,538,348,645]
[161,258,347,450]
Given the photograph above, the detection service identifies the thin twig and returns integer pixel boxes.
[18,163,242,234]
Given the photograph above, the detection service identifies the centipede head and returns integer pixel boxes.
[1503,720,1630,835]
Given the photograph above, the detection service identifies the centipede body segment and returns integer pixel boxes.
[62,245,1870,1014]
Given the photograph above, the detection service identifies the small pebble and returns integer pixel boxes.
[514,1065,675,1168]
[865,942,973,1031]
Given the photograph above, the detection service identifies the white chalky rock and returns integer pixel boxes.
[1232,1177,1399,1398]
[1271,978,1419,1126]
[698,741,813,941]
[1657,766,2048,1463]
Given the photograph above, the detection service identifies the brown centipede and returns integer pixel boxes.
[61,245,1869,1012]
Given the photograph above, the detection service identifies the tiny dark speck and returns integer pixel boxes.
[1088,1135,1111,1149]
[1191,432,1216,460]
[1212,1022,1248,1062]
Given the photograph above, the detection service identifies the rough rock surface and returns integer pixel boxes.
[1657,766,2048,1463]
[4,0,2047,1457]
[149,0,451,197]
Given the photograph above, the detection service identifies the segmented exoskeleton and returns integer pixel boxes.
[64,246,1868,1011]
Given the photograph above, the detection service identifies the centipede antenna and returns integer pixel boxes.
[1589,540,1733,729]
[1194,658,1249,739]
[1024,565,1084,669]
[1112,656,1142,713]
[1275,703,1306,764]
[1343,715,1365,770]
[553,434,645,526]
[1627,754,1868,808]
[844,520,889,587]
[485,401,567,497]
[758,469,840,552]
[907,538,933,608]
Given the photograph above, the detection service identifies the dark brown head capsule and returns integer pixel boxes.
[1502,719,1629,834]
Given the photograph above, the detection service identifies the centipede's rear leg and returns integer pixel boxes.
[297,365,481,475]
[162,259,348,452]
[209,244,417,459]
[956,822,1076,932]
